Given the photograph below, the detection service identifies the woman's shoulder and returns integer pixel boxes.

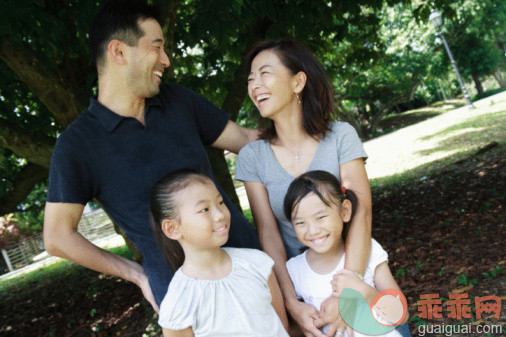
[328,120,356,134]
[238,139,270,157]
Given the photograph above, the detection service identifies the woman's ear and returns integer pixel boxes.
[292,71,307,94]
[341,199,352,222]
[161,219,182,240]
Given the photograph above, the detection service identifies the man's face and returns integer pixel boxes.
[124,18,170,98]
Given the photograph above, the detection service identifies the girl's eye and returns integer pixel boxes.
[198,208,209,213]
[247,77,254,82]
[294,221,304,226]
[317,215,327,220]
[261,71,270,75]
[219,200,225,205]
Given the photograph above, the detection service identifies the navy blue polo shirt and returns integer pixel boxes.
[47,83,260,305]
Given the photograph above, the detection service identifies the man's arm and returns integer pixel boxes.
[43,202,159,312]
[211,120,259,154]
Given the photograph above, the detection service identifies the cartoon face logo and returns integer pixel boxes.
[370,289,408,326]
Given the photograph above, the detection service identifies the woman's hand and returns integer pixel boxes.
[287,299,326,337]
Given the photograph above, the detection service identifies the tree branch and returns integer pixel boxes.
[0,163,48,215]
[0,37,85,128]
[0,118,54,168]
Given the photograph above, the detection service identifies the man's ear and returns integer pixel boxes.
[161,219,182,240]
[107,39,127,65]
[292,71,307,94]
[341,199,352,222]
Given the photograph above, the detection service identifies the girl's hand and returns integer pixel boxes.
[313,296,353,337]
[331,269,364,297]
[287,299,326,337]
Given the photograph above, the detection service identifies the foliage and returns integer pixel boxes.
[0,0,503,236]
[437,0,506,94]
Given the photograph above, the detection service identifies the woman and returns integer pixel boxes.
[235,38,373,337]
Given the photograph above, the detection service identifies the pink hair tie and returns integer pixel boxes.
[341,186,346,194]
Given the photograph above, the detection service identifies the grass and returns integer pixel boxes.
[365,92,506,185]
[0,237,130,296]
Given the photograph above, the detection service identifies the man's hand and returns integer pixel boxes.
[287,299,326,337]
[130,262,160,313]
[138,271,159,313]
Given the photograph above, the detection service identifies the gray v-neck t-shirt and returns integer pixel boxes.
[235,121,367,258]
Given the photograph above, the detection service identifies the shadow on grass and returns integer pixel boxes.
[418,110,505,142]
[413,110,506,158]
[371,142,506,192]
[369,99,466,140]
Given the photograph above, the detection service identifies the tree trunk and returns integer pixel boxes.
[438,80,448,101]
[471,72,484,96]
[493,71,506,88]
[0,164,48,215]
[206,147,242,212]
[0,38,85,127]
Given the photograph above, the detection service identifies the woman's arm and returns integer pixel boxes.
[373,263,409,325]
[244,181,325,337]
[339,158,372,277]
[162,327,194,337]
[316,158,372,334]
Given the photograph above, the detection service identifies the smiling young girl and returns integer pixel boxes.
[150,169,289,336]
[284,170,409,337]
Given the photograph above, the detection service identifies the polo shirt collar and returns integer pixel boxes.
[88,95,163,132]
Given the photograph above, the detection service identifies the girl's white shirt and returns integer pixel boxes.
[158,247,289,337]
[286,238,402,337]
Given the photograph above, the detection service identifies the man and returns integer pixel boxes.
[43,0,260,311]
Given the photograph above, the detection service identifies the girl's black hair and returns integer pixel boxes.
[245,37,334,141]
[283,170,357,241]
[149,169,212,270]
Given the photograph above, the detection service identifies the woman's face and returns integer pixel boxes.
[247,49,299,119]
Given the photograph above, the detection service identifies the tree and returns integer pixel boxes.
[0,0,407,250]
[435,0,506,95]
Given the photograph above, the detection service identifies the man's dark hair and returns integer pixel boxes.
[89,0,162,70]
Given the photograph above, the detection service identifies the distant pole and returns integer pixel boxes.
[429,11,474,109]
[2,249,13,272]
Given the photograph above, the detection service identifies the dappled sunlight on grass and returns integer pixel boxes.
[365,92,506,182]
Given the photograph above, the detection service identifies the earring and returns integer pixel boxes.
[296,93,301,104]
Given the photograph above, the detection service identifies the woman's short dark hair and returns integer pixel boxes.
[283,170,357,241]
[89,0,161,70]
[246,37,334,141]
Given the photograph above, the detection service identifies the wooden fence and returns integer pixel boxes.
[1,208,117,272]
